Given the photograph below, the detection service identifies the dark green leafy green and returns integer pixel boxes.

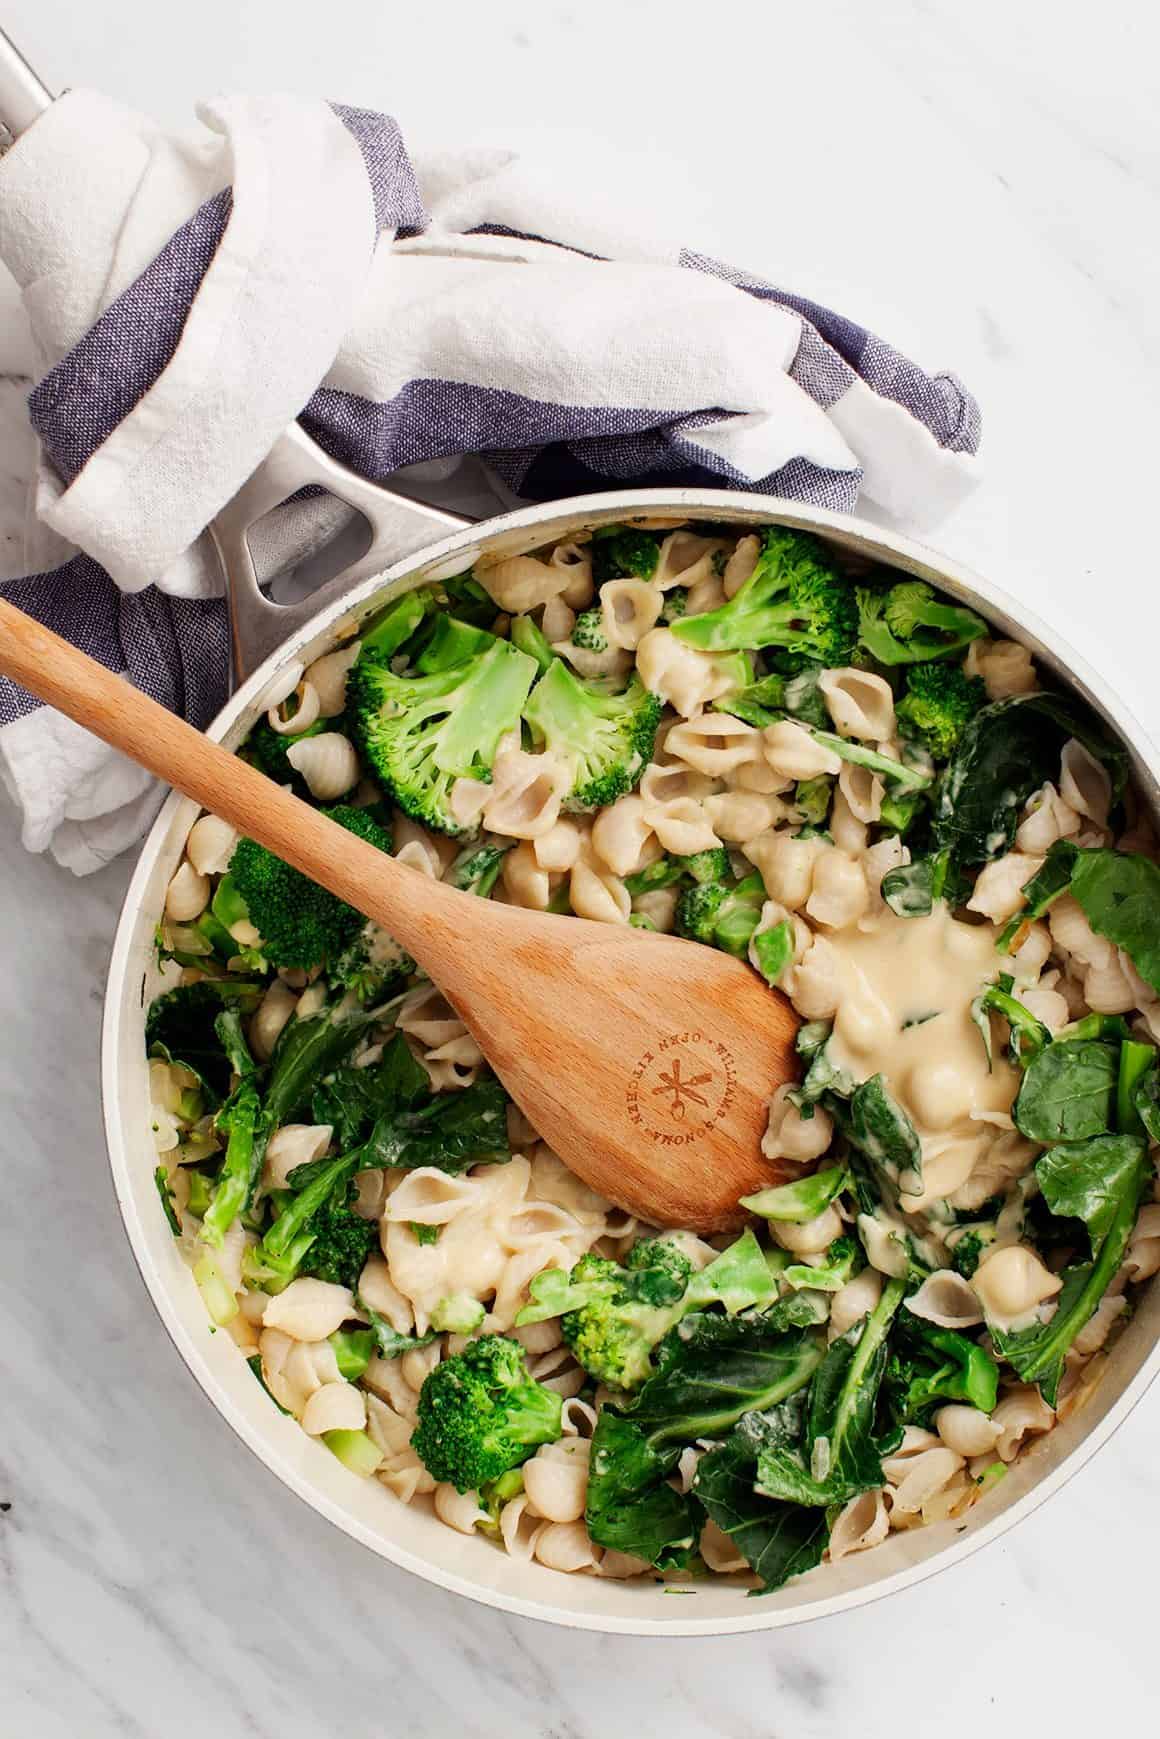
[884,1316,999,1425]
[585,1410,698,1569]
[933,695,1124,867]
[145,980,262,1101]
[694,1427,829,1595]
[997,841,1078,952]
[311,1030,429,1148]
[976,982,1052,1067]
[1068,848,1160,995]
[848,1076,923,1197]
[264,1002,380,1125]
[359,1073,511,1173]
[1013,1040,1117,1142]
[626,1312,827,1448]
[992,1134,1148,1403]
[752,1279,905,1506]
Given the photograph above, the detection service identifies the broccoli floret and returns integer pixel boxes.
[348,640,537,836]
[330,919,415,1003]
[516,1230,777,1392]
[230,805,391,970]
[523,659,662,811]
[661,586,689,624]
[683,846,731,884]
[591,526,661,584]
[895,661,985,759]
[571,609,608,653]
[560,1247,692,1391]
[300,1185,378,1289]
[411,1335,563,1491]
[670,528,858,669]
[856,580,987,666]
[675,871,766,957]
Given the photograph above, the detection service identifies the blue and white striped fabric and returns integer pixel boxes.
[0,88,980,870]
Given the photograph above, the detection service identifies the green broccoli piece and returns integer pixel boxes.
[510,614,555,676]
[330,919,415,1004]
[523,659,662,811]
[794,776,832,827]
[411,1334,564,1491]
[670,528,858,669]
[660,586,689,624]
[414,614,496,674]
[230,805,392,970]
[683,846,731,884]
[348,640,537,836]
[244,1151,375,1293]
[895,661,986,758]
[856,580,987,666]
[571,609,609,653]
[560,1244,694,1392]
[591,526,661,584]
[301,1187,379,1289]
[675,871,766,957]
[516,1229,778,1392]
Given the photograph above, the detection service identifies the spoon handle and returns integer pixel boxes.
[0,598,460,957]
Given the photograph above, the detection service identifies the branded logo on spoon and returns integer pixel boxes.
[626,1031,738,1145]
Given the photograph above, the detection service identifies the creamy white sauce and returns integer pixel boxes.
[827,906,1021,1214]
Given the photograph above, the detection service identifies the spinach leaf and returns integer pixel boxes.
[627,1315,826,1448]
[753,1278,905,1506]
[740,1167,850,1223]
[884,1315,999,1426]
[992,1134,1148,1402]
[789,1037,855,1110]
[360,1073,511,1173]
[693,1433,828,1595]
[848,1076,923,1197]
[585,1410,697,1569]
[1013,1040,1117,1142]
[312,1030,429,1147]
[997,840,1078,952]
[934,695,1124,867]
[1069,848,1160,996]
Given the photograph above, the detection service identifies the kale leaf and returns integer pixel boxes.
[1013,1040,1118,1143]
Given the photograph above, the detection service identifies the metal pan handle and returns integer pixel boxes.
[211,423,474,680]
[0,27,53,139]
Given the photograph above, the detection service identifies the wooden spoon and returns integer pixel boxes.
[0,600,800,1230]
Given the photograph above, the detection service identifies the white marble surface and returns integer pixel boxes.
[2,1,1160,1733]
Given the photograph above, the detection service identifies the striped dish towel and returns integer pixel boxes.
[0,89,980,872]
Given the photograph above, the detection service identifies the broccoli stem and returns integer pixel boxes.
[510,614,556,675]
[262,1151,360,1260]
[416,615,497,674]
[1117,1040,1154,1135]
[200,1081,268,1248]
[360,591,429,659]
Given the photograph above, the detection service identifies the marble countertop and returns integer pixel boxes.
[2,1,1158,1733]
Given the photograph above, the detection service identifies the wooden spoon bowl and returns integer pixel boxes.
[0,599,799,1229]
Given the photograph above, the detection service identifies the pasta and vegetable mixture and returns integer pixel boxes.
[148,521,1160,1594]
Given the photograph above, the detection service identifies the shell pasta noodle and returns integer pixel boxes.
[145,519,1160,1597]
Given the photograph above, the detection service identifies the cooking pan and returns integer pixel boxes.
[5,29,1158,1637]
